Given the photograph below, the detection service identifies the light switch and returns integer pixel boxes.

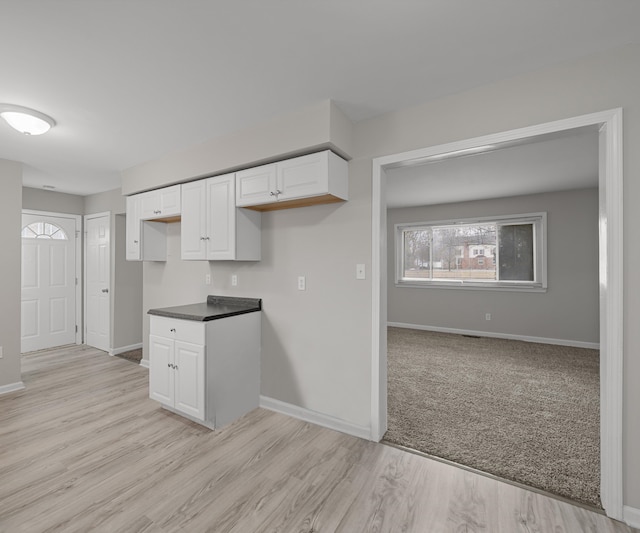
[356,264,366,280]
[298,276,306,291]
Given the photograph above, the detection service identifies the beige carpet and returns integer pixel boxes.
[384,327,600,508]
[114,348,142,364]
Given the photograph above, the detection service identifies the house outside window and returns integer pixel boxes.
[396,212,547,291]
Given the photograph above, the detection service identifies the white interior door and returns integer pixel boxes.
[85,214,110,352]
[21,213,78,353]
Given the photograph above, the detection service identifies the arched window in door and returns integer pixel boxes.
[21,221,68,240]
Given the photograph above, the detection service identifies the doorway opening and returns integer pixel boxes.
[370,109,623,519]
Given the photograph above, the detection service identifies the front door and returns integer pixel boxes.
[21,212,78,353]
[85,214,110,352]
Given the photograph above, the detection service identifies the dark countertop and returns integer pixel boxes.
[147,295,261,322]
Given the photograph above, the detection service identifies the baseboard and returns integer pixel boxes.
[0,382,25,395]
[109,343,143,356]
[388,322,600,350]
[139,359,149,369]
[259,395,371,440]
[624,506,640,528]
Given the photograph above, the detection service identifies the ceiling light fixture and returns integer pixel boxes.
[0,104,56,135]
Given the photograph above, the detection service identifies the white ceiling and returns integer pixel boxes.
[1,1,639,196]
[386,127,599,208]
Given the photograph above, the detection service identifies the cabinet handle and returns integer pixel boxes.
[174,365,178,370]
[170,328,176,333]
[270,190,282,197]
[167,363,171,368]
[133,240,138,244]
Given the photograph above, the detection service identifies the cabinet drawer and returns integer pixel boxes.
[150,316,205,344]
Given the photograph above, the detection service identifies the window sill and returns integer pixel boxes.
[395,281,547,293]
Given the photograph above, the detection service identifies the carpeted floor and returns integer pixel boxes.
[384,327,600,508]
[114,348,142,364]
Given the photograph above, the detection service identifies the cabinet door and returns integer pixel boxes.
[140,190,161,219]
[149,335,174,406]
[159,185,181,216]
[206,174,235,260]
[126,195,141,261]
[277,151,328,201]
[173,340,205,420]
[181,181,207,260]
[235,163,277,207]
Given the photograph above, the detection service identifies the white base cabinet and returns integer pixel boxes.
[149,313,261,429]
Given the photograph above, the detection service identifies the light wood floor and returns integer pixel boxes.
[0,345,636,533]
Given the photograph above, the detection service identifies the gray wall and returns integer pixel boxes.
[0,160,22,388]
[387,189,599,344]
[22,187,84,214]
[113,215,143,349]
[123,42,640,506]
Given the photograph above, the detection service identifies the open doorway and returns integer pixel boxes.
[370,109,623,519]
[382,131,600,505]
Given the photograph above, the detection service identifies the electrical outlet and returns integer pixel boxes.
[485,313,492,321]
[356,264,366,280]
[205,274,211,285]
[298,276,306,291]
[231,274,238,286]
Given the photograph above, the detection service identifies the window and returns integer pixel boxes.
[21,221,68,240]
[396,213,546,291]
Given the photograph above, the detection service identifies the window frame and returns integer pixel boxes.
[395,212,547,292]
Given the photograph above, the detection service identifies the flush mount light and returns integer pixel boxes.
[0,104,56,135]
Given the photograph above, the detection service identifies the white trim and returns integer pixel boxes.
[139,359,149,369]
[22,209,83,345]
[371,108,624,520]
[388,322,600,350]
[598,110,624,519]
[109,342,143,356]
[0,382,25,395]
[260,395,371,440]
[623,506,640,529]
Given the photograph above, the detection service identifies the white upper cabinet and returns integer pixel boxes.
[181,174,261,261]
[125,185,178,262]
[180,180,207,260]
[234,164,277,206]
[126,195,141,261]
[235,150,348,210]
[140,184,181,219]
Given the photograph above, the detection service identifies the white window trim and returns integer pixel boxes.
[395,212,547,292]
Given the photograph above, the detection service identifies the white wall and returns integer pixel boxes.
[123,43,640,507]
[0,160,23,389]
[387,189,599,344]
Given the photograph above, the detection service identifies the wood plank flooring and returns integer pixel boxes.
[0,345,636,533]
